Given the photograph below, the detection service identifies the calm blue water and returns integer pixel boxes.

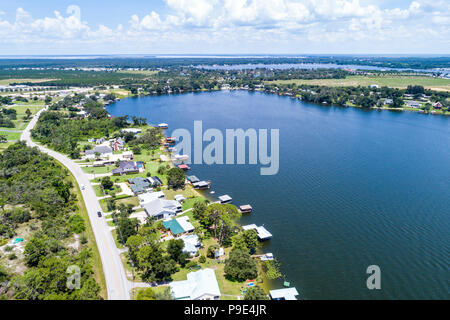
[107,91,450,299]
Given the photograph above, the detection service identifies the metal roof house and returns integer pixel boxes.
[143,199,182,220]
[163,216,194,236]
[180,234,201,255]
[170,268,221,300]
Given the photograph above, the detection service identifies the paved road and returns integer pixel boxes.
[20,107,131,300]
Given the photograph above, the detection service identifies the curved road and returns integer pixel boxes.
[21,107,131,300]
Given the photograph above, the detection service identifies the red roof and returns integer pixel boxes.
[178,164,189,169]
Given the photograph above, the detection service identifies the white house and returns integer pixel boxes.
[143,198,182,220]
[170,268,221,300]
[138,191,165,205]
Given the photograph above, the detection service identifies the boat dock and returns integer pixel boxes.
[239,204,252,213]
[242,224,272,241]
[218,194,232,204]
[269,287,299,300]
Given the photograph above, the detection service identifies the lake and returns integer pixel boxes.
[107,90,450,299]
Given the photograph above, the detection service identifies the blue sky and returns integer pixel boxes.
[0,0,449,55]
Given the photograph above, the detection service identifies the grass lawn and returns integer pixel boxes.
[82,166,114,175]
[115,196,139,207]
[0,131,21,141]
[266,75,450,91]
[0,141,15,152]
[0,104,44,130]
[181,196,207,211]
[111,229,125,249]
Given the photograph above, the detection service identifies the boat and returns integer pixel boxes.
[158,123,168,129]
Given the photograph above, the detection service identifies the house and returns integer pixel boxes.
[215,247,225,258]
[151,176,163,186]
[406,100,421,108]
[138,191,165,205]
[170,268,221,300]
[122,151,134,160]
[112,161,144,175]
[180,234,201,255]
[383,98,393,105]
[218,195,232,204]
[269,288,299,300]
[163,216,194,236]
[84,145,113,160]
[143,198,182,220]
[112,138,125,151]
[95,138,105,144]
[433,102,443,109]
[128,177,152,194]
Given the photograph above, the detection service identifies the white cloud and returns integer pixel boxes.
[0,1,449,54]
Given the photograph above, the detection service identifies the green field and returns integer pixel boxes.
[0,131,21,141]
[0,104,44,130]
[266,75,450,91]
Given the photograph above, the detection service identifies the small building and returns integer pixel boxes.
[215,247,225,258]
[170,268,221,300]
[218,195,232,204]
[174,194,186,202]
[122,151,134,160]
[269,288,299,300]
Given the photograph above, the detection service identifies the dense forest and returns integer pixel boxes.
[0,142,101,300]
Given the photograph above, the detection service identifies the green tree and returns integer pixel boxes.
[167,167,185,188]
[224,249,258,282]
[101,176,114,190]
[244,286,269,300]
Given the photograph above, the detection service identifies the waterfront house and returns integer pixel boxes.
[180,234,201,256]
[269,288,299,300]
[163,216,194,236]
[143,198,182,220]
[128,177,152,194]
[218,195,232,204]
[406,100,421,108]
[138,191,165,205]
[170,268,221,300]
[433,102,443,109]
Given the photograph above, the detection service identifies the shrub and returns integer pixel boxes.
[199,255,206,263]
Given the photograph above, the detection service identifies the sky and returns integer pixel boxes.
[0,0,449,55]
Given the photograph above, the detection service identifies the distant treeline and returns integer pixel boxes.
[0,55,449,70]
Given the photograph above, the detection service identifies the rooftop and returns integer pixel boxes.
[269,288,299,300]
[170,268,221,300]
